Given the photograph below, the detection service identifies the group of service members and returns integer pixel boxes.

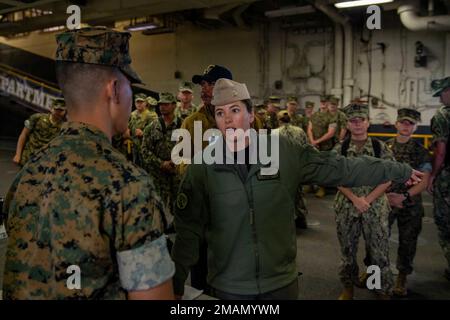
[1,26,449,301]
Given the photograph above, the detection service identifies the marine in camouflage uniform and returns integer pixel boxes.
[384,108,431,295]
[3,27,174,299]
[128,93,158,167]
[328,96,347,144]
[308,96,337,151]
[141,92,182,234]
[14,98,66,167]
[299,101,315,133]
[429,77,450,280]
[308,96,337,198]
[333,104,394,299]
[286,96,304,127]
[264,96,281,130]
[175,81,197,121]
[276,110,309,229]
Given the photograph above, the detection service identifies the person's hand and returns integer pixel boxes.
[135,128,143,137]
[427,175,435,194]
[387,192,405,208]
[311,140,319,148]
[12,154,20,164]
[405,169,424,187]
[352,196,370,214]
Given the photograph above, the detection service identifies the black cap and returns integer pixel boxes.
[192,64,233,84]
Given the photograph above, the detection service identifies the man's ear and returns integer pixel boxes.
[105,77,120,105]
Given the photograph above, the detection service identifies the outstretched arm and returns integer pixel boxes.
[296,145,419,188]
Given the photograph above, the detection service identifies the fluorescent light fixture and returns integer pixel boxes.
[126,23,158,32]
[265,5,316,18]
[335,0,393,9]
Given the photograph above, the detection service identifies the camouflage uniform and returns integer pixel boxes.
[386,136,431,275]
[3,27,175,299]
[176,80,197,120]
[430,104,450,273]
[4,123,174,299]
[289,113,305,127]
[128,104,157,166]
[334,136,394,295]
[310,111,337,151]
[175,102,197,120]
[330,110,348,143]
[141,93,182,231]
[20,110,65,166]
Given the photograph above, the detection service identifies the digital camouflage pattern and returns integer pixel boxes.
[20,113,64,166]
[431,77,450,97]
[310,112,337,151]
[3,122,174,299]
[299,115,311,133]
[386,138,431,274]
[55,27,141,83]
[175,102,197,121]
[333,138,394,294]
[288,113,305,128]
[141,117,182,230]
[430,105,450,269]
[128,108,157,166]
[329,110,347,142]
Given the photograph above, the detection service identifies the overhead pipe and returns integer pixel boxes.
[398,4,450,31]
[314,0,353,106]
[333,23,343,100]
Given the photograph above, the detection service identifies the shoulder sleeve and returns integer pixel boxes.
[111,174,175,291]
[24,113,41,130]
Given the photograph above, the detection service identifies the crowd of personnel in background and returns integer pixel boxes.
[1,26,449,301]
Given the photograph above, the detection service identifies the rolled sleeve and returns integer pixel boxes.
[117,235,175,291]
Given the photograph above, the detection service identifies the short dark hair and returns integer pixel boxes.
[242,99,253,112]
[55,62,121,109]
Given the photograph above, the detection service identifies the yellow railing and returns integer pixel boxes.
[368,132,433,149]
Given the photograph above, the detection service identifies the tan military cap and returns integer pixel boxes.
[211,78,251,106]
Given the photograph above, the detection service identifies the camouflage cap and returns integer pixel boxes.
[343,103,369,119]
[179,81,194,93]
[52,98,66,110]
[146,96,158,106]
[328,96,340,105]
[192,65,233,84]
[431,77,450,97]
[286,96,298,104]
[305,101,315,108]
[55,27,142,84]
[134,93,147,102]
[320,95,329,102]
[397,108,421,123]
[211,78,251,106]
[158,92,177,104]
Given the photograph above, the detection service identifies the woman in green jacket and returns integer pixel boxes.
[171,78,423,300]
